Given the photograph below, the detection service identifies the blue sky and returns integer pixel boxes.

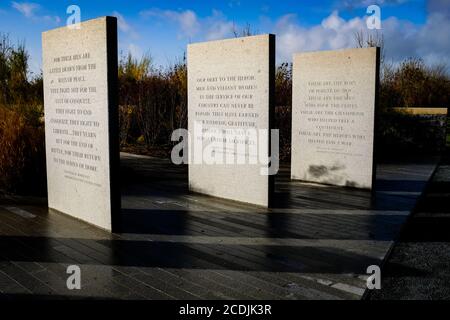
[0,0,448,76]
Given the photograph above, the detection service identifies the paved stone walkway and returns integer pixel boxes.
[0,153,438,299]
[370,156,450,299]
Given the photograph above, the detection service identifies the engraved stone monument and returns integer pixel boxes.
[42,17,120,231]
[187,35,275,206]
[291,47,380,189]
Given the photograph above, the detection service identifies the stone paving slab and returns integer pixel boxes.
[0,153,439,300]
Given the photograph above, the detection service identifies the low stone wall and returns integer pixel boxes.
[391,107,448,116]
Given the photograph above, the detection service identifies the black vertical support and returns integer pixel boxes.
[268,34,276,207]
[372,46,381,195]
[106,16,121,232]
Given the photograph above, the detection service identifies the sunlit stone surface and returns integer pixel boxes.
[42,17,119,230]
[291,47,379,189]
[187,35,275,206]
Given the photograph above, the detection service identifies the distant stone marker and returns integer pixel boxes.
[291,47,380,189]
[187,35,275,206]
[42,17,120,231]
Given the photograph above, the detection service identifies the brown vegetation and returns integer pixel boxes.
[381,58,450,110]
[0,31,449,195]
[118,54,187,157]
[0,35,46,195]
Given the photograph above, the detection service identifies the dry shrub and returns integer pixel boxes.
[274,105,291,162]
[118,54,187,152]
[118,105,138,146]
[0,34,46,195]
[274,63,293,161]
[377,59,450,157]
[275,63,292,107]
[0,106,46,194]
[377,108,448,157]
[381,58,450,110]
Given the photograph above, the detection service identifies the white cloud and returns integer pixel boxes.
[204,10,235,40]
[205,21,234,40]
[274,11,366,62]
[127,43,143,58]
[114,11,131,33]
[173,10,199,36]
[11,1,60,24]
[12,1,39,17]
[113,11,139,39]
[43,15,60,24]
[274,10,450,67]
[115,11,142,59]
[140,9,239,41]
[141,9,200,38]
[340,0,411,10]
[138,6,449,68]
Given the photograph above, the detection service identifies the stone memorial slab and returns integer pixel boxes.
[42,17,119,231]
[291,47,379,189]
[187,35,275,206]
